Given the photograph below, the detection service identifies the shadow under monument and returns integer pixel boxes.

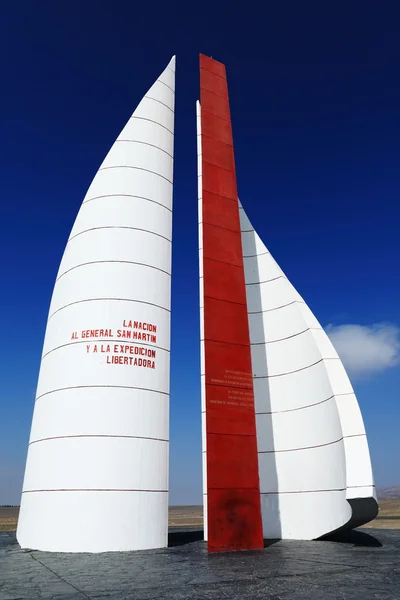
[320,528,382,547]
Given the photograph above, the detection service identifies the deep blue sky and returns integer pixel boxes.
[1,1,399,504]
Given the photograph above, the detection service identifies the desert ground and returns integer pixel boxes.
[1,500,399,533]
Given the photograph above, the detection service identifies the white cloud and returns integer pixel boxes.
[325,323,400,378]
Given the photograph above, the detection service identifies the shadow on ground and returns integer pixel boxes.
[321,528,383,547]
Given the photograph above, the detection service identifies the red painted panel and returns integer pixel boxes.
[204,340,254,390]
[200,54,263,553]
[200,89,231,121]
[201,111,233,146]
[207,434,260,489]
[203,260,247,305]
[202,136,235,172]
[200,68,229,98]
[207,489,264,553]
[204,298,251,346]
[202,224,243,267]
[202,191,240,231]
[200,53,226,78]
[202,161,237,200]
[206,383,257,435]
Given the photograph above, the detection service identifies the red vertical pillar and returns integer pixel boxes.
[200,54,264,552]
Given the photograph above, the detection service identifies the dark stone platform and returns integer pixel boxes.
[1,528,400,599]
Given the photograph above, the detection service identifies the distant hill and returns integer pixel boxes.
[377,486,400,499]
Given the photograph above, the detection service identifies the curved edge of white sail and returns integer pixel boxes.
[17,56,176,553]
[239,201,377,539]
[196,100,208,541]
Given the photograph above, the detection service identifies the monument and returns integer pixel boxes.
[17,56,176,552]
[17,54,378,554]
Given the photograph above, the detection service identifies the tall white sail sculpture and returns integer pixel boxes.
[239,202,378,539]
[17,56,176,552]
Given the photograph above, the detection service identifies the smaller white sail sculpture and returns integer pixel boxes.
[239,202,378,539]
[17,56,176,552]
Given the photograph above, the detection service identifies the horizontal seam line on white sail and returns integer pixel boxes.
[130,116,173,134]
[248,300,304,314]
[243,251,270,258]
[157,78,175,93]
[29,435,168,446]
[256,393,354,415]
[22,489,168,493]
[253,358,340,378]
[48,298,170,322]
[82,194,172,212]
[347,484,376,488]
[98,166,172,184]
[56,260,171,282]
[145,96,174,113]
[41,339,169,361]
[251,328,325,345]
[246,275,284,286]
[35,385,169,402]
[259,436,344,453]
[114,139,173,157]
[260,489,346,495]
[68,227,172,244]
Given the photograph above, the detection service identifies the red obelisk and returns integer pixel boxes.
[199,54,264,552]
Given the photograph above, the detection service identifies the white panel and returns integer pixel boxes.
[310,329,339,359]
[17,491,168,552]
[37,343,169,398]
[244,253,283,285]
[323,359,354,395]
[145,79,175,111]
[30,388,168,442]
[133,98,173,132]
[117,118,173,155]
[249,301,311,343]
[58,228,171,279]
[158,63,175,91]
[253,350,334,414]
[334,394,365,437]
[17,56,175,553]
[246,277,297,313]
[258,442,347,494]
[69,196,172,241]
[256,396,342,452]
[200,375,206,411]
[251,330,325,378]
[83,168,172,209]
[241,231,269,258]
[261,491,351,540]
[346,485,376,500]
[49,263,171,315]
[43,298,169,357]
[296,301,322,329]
[23,437,168,491]
[101,141,172,178]
[342,436,374,488]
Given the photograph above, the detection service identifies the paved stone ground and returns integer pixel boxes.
[1,528,399,599]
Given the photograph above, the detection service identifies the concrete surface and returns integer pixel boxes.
[1,528,399,599]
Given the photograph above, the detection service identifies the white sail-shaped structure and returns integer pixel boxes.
[239,203,378,539]
[17,57,176,552]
